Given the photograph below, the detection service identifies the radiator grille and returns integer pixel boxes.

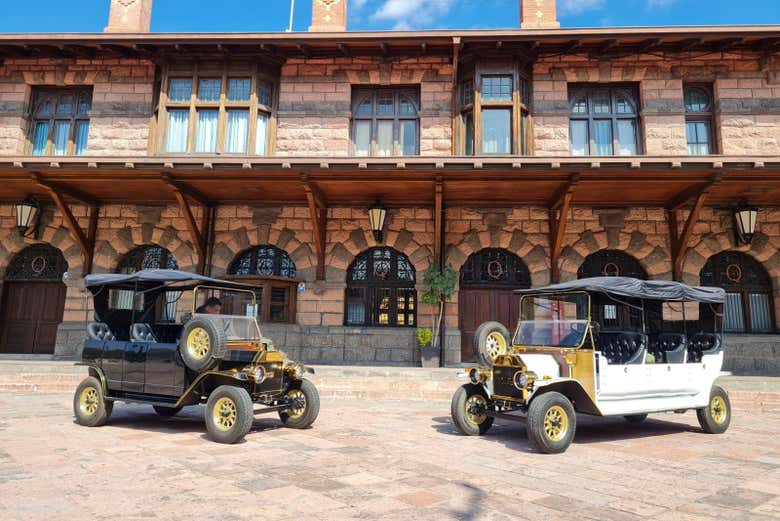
[493,365,523,399]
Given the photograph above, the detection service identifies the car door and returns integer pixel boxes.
[144,342,186,397]
[123,341,149,393]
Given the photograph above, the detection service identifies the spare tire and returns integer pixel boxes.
[179,317,227,372]
[474,321,511,366]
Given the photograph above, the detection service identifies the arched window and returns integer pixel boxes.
[351,88,419,157]
[577,249,648,280]
[117,245,178,273]
[227,246,297,323]
[345,247,416,327]
[460,248,531,288]
[4,244,68,281]
[569,85,640,156]
[701,251,774,333]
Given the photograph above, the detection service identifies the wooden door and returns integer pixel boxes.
[459,288,520,362]
[0,281,66,354]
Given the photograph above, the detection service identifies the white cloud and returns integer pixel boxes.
[351,0,369,9]
[646,0,677,7]
[558,0,606,16]
[371,0,457,29]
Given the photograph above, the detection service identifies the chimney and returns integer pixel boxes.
[105,0,153,33]
[309,0,347,32]
[520,0,560,29]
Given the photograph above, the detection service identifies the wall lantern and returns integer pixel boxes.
[368,201,387,243]
[14,197,40,238]
[733,201,758,245]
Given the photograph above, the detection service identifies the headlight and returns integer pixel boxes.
[469,368,479,384]
[286,363,305,380]
[253,366,266,383]
[513,371,528,390]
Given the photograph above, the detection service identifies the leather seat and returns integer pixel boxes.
[130,323,157,343]
[597,332,647,364]
[88,322,115,341]
[648,333,687,363]
[688,333,722,363]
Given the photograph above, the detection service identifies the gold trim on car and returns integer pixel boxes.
[185,326,211,360]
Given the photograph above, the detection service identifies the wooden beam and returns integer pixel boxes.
[450,37,461,156]
[172,188,206,273]
[30,173,98,206]
[160,174,210,206]
[666,174,722,211]
[549,176,578,283]
[302,177,327,280]
[84,204,99,275]
[434,179,443,267]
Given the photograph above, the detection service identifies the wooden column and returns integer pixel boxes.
[302,176,327,280]
[162,175,211,274]
[667,176,720,281]
[548,175,578,283]
[434,178,444,268]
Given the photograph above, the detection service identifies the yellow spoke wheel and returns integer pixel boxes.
[212,397,238,432]
[79,386,99,417]
[543,405,569,442]
[186,327,211,360]
[286,389,307,420]
[485,332,507,361]
[710,395,728,425]
[465,394,488,425]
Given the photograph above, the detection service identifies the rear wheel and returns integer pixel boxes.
[474,321,511,366]
[527,392,576,454]
[204,386,254,444]
[73,376,113,427]
[451,384,494,436]
[697,385,731,434]
[153,405,182,417]
[623,413,648,423]
[279,380,320,429]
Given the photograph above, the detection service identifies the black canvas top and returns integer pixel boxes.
[515,276,725,304]
[85,269,256,292]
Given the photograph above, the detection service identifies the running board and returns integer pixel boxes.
[486,410,527,423]
[107,396,291,415]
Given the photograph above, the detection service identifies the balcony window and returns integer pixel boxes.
[569,85,641,156]
[29,88,92,156]
[351,88,420,157]
[685,85,715,155]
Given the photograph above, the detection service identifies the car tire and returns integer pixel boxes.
[153,405,182,417]
[697,385,731,434]
[474,321,511,366]
[527,392,576,454]
[204,385,254,444]
[279,379,320,429]
[623,413,648,423]
[450,384,494,436]
[73,376,113,427]
[179,317,227,372]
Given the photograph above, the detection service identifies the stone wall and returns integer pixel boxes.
[0,58,155,156]
[533,51,780,156]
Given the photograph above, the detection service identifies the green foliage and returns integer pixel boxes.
[421,265,457,305]
[417,327,433,347]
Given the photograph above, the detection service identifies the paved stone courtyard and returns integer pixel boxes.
[1,392,779,521]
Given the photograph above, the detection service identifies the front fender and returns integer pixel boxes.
[176,371,254,407]
[530,378,602,415]
[75,363,108,397]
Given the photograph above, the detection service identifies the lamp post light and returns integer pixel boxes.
[368,201,387,243]
[14,197,40,238]
[733,201,758,245]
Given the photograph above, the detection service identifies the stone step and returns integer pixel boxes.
[0,360,778,412]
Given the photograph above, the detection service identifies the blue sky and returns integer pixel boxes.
[0,0,778,33]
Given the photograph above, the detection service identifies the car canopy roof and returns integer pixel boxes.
[85,269,256,293]
[515,276,725,304]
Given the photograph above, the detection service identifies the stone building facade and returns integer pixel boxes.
[0,0,779,374]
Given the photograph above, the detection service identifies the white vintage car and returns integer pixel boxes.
[451,277,731,454]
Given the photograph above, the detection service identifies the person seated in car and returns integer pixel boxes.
[196,297,222,314]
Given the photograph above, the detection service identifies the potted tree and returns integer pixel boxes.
[420,265,457,367]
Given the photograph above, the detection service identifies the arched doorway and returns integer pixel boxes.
[701,251,774,333]
[115,245,179,320]
[228,246,298,323]
[459,248,531,362]
[0,244,68,354]
[577,249,648,279]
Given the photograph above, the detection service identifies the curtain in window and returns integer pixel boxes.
[686,122,710,155]
[749,293,772,333]
[616,120,637,155]
[724,292,745,332]
[354,120,371,156]
[400,121,416,156]
[255,112,268,155]
[225,110,249,153]
[166,110,189,152]
[464,113,474,156]
[376,121,393,156]
[482,109,510,154]
[163,292,178,321]
[593,120,612,156]
[52,121,71,156]
[32,121,49,155]
[74,121,89,155]
[570,121,588,156]
[195,109,218,153]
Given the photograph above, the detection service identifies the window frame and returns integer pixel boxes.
[156,62,278,155]
[568,84,642,157]
[350,87,420,157]
[27,87,93,156]
[684,84,717,156]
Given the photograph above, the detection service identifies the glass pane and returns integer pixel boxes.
[56,94,74,116]
[464,112,474,156]
[614,93,635,114]
[74,121,89,155]
[195,109,218,152]
[400,120,416,156]
[166,109,190,152]
[686,121,710,155]
[749,293,772,333]
[570,120,588,156]
[593,120,613,156]
[377,94,394,115]
[376,288,391,325]
[77,93,91,115]
[724,293,745,332]
[38,100,53,118]
[356,97,372,117]
[198,79,221,102]
[399,97,416,115]
[376,121,393,156]
[32,121,49,156]
[571,97,588,114]
[482,109,511,154]
[616,119,638,155]
[461,80,474,106]
[225,110,249,153]
[168,79,192,102]
[258,82,272,106]
[685,87,710,112]
[346,289,365,325]
[52,121,71,156]
[354,120,371,156]
[592,91,611,114]
[520,78,532,107]
[227,78,251,102]
[255,112,268,155]
[482,76,512,102]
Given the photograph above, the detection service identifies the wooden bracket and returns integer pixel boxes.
[434,178,444,267]
[31,173,98,276]
[162,175,211,273]
[549,175,579,283]
[302,176,328,280]
[667,175,721,280]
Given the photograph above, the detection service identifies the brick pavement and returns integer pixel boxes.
[1,392,779,521]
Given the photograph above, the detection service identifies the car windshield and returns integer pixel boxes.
[192,313,262,341]
[514,293,590,348]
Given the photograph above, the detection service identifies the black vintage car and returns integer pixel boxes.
[73,269,319,444]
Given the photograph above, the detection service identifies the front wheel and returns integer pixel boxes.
[451,384,494,436]
[279,380,320,429]
[73,376,113,427]
[527,392,576,454]
[204,386,254,444]
[697,385,731,434]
